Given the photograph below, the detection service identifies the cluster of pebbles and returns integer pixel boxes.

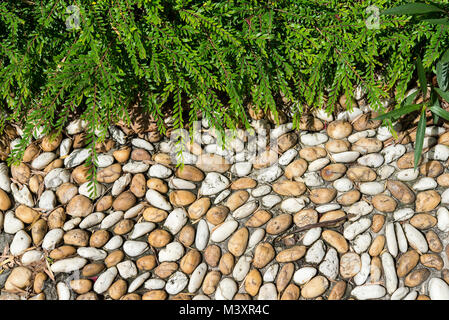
[2,96,449,300]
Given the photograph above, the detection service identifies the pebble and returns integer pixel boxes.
[351,284,386,300]
[94,267,118,294]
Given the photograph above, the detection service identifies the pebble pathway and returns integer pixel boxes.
[1,97,449,300]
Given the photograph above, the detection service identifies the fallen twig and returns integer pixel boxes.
[274,213,356,243]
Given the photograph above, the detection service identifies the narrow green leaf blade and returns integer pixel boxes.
[429,104,449,121]
[382,3,444,15]
[373,104,422,121]
[434,87,449,102]
[402,90,419,107]
[414,107,427,170]
[422,18,449,26]
[440,48,449,64]
[416,56,427,96]
[436,60,449,91]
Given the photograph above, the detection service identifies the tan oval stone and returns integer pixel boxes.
[71,165,91,185]
[372,194,397,213]
[131,149,151,161]
[245,269,262,297]
[337,190,361,206]
[104,250,124,268]
[130,173,146,198]
[309,188,337,204]
[31,219,47,245]
[369,235,385,257]
[420,253,443,270]
[154,262,178,278]
[266,214,292,235]
[96,195,113,212]
[277,132,298,153]
[404,268,430,287]
[420,161,443,177]
[153,153,172,165]
[272,180,306,196]
[230,177,257,190]
[33,272,47,294]
[415,191,440,212]
[90,229,110,248]
[66,195,93,217]
[204,245,221,267]
[56,183,78,204]
[299,147,327,162]
[352,113,381,131]
[325,139,350,153]
[49,245,76,260]
[113,146,131,163]
[109,279,127,300]
[351,138,383,154]
[276,263,295,292]
[82,263,105,277]
[29,175,43,194]
[281,283,301,300]
[293,209,318,228]
[146,178,168,193]
[169,190,196,207]
[437,173,449,187]
[196,154,231,173]
[319,210,346,227]
[175,165,204,181]
[322,230,348,253]
[227,227,249,257]
[371,214,385,233]
[112,191,136,211]
[253,243,275,268]
[219,252,235,275]
[245,210,271,228]
[176,225,194,247]
[148,229,172,248]
[328,281,346,300]
[301,276,328,299]
[23,144,40,162]
[410,213,437,229]
[285,159,308,180]
[386,180,416,204]
[298,117,324,132]
[136,255,157,271]
[70,279,92,294]
[180,249,201,274]
[113,219,134,235]
[206,205,229,225]
[11,163,30,184]
[397,250,419,278]
[5,267,33,291]
[15,205,39,224]
[202,271,221,295]
[63,229,89,246]
[276,245,306,263]
[142,290,167,300]
[426,230,443,253]
[346,166,376,182]
[97,163,122,183]
[253,150,278,169]
[143,207,168,223]
[321,164,347,181]
[188,197,211,220]
[398,152,421,169]
[0,189,11,211]
[327,121,352,139]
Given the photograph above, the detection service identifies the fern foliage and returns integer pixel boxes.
[1,0,448,169]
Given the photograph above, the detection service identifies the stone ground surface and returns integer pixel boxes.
[2,96,449,300]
